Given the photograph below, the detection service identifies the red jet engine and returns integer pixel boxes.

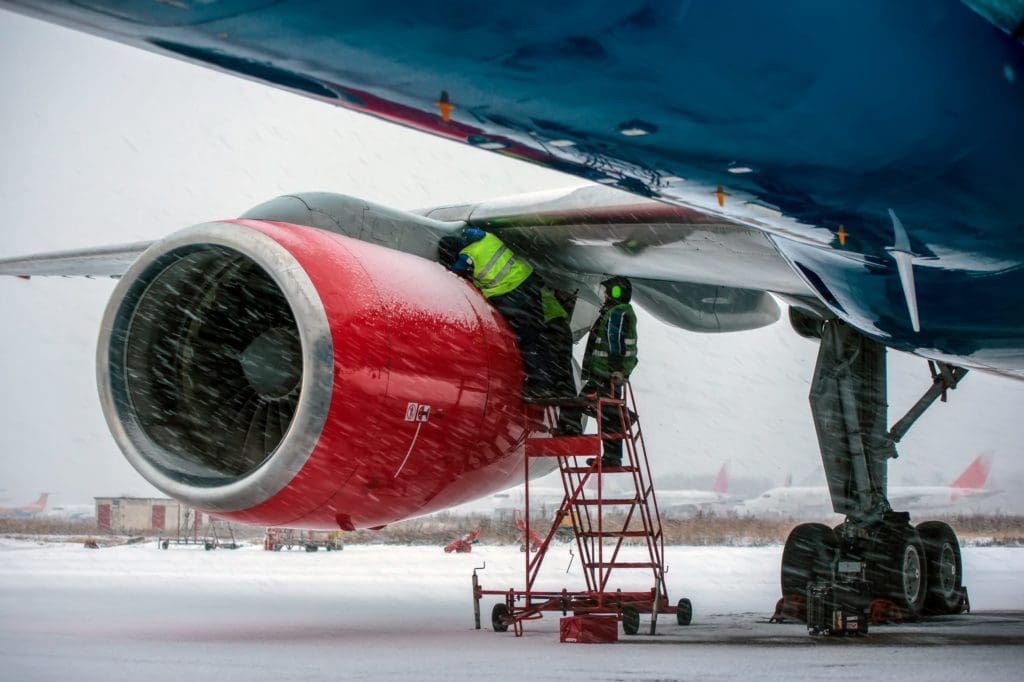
[97,220,537,529]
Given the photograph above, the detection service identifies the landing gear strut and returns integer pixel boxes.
[778,319,970,633]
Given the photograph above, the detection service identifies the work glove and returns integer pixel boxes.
[452,253,473,275]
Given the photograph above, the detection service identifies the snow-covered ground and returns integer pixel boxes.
[1,540,1022,681]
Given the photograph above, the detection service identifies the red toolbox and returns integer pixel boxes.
[559,616,618,644]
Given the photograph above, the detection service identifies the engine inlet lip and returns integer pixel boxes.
[97,221,333,512]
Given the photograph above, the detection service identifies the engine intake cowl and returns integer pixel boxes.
[98,220,530,529]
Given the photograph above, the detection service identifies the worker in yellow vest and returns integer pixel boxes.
[438,228,569,400]
[540,285,575,399]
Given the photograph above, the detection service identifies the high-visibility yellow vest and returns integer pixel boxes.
[461,232,533,298]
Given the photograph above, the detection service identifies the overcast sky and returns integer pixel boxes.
[1,10,1021,512]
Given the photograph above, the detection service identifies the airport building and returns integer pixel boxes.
[94,497,204,534]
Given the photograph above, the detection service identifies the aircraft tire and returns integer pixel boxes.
[917,521,965,614]
[491,603,510,633]
[865,524,928,618]
[781,523,838,596]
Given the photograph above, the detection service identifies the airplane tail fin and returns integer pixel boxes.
[713,462,729,495]
[951,454,992,491]
[23,493,49,513]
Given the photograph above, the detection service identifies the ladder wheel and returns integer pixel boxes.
[491,603,511,633]
[621,605,640,635]
[676,598,693,626]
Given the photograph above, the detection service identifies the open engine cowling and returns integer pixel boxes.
[98,219,532,529]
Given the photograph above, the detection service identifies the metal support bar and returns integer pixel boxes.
[837,378,875,515]
[472,564,485,630]
[888,361,968,445]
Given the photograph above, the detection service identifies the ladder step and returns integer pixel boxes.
[577,530,651,538]
[526,435,601,457]
[562,465,636,474]
[572,498,639,506]
[584,562,657,569]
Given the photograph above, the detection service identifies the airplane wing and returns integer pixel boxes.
[2,0,1021,377]
[0,242,152,278]
[1,186,805,333]
[885,491,931,508]
[888,488,1003,509]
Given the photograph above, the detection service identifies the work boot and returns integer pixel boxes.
[522,383,554,402]
[586,456,622,468]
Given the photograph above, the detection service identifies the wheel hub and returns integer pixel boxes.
[902,544,923,604]
[938,543,957,596]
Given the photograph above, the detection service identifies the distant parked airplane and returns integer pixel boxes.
[45,503,97,521]
[0,493,49,518]
[736,455,997,518]
[658,463,733,517]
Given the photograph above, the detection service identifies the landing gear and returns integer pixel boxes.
[778,318,970,632]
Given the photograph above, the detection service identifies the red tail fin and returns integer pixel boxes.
[951,455,992,490]
[713,462,729,495]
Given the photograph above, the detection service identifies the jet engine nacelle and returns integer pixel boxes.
[98,219,533,529]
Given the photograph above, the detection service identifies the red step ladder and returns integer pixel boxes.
[474,380,690,637]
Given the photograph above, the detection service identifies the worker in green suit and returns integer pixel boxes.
[564,276,639,465]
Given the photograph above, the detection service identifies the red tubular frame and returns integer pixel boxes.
[475,380,678,636]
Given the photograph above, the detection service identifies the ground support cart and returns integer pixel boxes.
[264,527,344,551]
[158,509,239,550]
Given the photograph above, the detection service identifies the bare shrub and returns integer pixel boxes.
[7,514,1023,547]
